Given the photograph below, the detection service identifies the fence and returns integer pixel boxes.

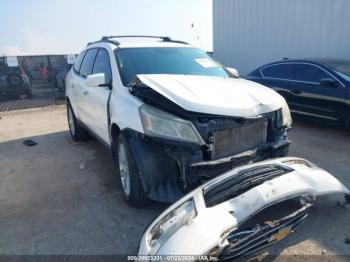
[0,54,76,111]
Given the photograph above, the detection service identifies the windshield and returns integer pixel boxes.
[115,47,231,86]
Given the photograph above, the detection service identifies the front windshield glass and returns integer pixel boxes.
[115,47,231,86]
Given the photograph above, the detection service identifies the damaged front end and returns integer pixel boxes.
[138,158,350,260]
[128,76,291,202]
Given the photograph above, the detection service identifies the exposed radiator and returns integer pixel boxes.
[213,119,267,159]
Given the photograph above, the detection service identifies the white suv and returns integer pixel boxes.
[65,36,292,206]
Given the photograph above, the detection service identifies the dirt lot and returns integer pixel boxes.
[0,105,349,259]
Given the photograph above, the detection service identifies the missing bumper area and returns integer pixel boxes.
[212,119,268,159]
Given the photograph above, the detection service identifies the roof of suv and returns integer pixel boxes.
[116,41,191,48]
[87,36,192,49]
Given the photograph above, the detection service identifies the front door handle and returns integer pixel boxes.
[291,89,302,95]
[83,90,89,95]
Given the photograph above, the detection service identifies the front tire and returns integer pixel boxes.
[67,104,89,141]
[116,134,147,207]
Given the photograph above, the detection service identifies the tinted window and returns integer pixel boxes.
[248,68,262,77]
[331,65,350,77]
[73,50,86,73]
[115,47,230,86]
[295,64,330,83]
[92,49,112,83]
[314,60,350,77]
[79,48,98,78]
[261,64,291,79]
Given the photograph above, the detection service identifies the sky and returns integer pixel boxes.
[0,0,212,56]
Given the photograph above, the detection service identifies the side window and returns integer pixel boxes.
[248,68,262,77]
[73,50,86,73]
[79,48,98,78]
[261,64,291,79]
[295,64,330,83]
[92,49,112,83]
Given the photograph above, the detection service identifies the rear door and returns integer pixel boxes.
[290,63,347,123]
[259,63,297,109]
[75,48,98,124]
[82,48,112,143]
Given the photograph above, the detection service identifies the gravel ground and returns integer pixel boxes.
[0,105,349,260]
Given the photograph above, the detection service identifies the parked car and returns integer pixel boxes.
[65,36,292,206]
[139,157,350,260]
[247,58,350,128]
[0,62,32,100]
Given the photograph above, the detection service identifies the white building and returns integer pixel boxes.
[213,0,350,75]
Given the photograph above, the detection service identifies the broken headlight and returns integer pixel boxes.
[139,104,205,144]
[146,199,197,254]
[281,101,292,128]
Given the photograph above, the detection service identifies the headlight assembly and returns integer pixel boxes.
[146,199,197,255]
[139,104,205,144]
[281,101,292,128]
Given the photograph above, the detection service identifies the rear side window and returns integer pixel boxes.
[294,64,330,83]
[92,49,112,84]
[73,50,86,73]
[79,48,98,78]
[248,68,262,77]
[261,64,291,79]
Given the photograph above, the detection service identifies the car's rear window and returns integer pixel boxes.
[261,64,291,79]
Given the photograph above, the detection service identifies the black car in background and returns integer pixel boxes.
[247,58,350,128]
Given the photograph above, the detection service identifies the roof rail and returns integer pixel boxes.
[87,39,120,46]
[88,35,188,46]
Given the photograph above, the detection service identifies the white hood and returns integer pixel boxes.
[136,74,286,117]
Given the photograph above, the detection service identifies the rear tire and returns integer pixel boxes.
[115,133,148,207]
[67,104,89,141]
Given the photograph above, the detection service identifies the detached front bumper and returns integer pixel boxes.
[138,157,350,260]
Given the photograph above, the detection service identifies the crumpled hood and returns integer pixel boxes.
[136,74,286,117]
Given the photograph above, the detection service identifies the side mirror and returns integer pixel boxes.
[319,78,339,88]
[226,67,239,77]
[85,73,106,88]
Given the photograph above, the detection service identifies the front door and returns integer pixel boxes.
[82,48,112,144]
[290,63,347,124]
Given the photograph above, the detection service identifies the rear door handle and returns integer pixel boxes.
[291,89,302,95]
[83,90,89,95]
